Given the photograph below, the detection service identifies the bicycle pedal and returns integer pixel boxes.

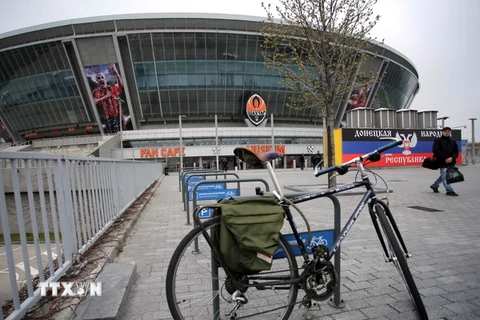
[231,290,248,304]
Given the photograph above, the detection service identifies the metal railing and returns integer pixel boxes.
[0,152,163,320]
[31,135,103,149]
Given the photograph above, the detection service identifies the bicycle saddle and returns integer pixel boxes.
[234,147,282,166]
[234,147,263,166]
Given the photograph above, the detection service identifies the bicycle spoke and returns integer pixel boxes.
[166,216,298,320]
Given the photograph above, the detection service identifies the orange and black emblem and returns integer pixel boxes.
[246,94,266,126]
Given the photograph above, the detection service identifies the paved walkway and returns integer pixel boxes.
[116,164,480,320]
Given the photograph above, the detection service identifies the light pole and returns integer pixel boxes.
[469,118,477,164]
[437,116,450,128]
[179,115,184,170]
[215,115,219,170]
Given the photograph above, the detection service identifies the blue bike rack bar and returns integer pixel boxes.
[182,171,229,208]
[190,178,270,225]
[178,167,205,191]
[184,173,244,224]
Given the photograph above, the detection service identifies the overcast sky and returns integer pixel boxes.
[0,0,478,141]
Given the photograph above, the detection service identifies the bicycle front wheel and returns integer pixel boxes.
[166,216,299,320]
[374,204,428,320]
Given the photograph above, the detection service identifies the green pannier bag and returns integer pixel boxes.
[218,197,285,274]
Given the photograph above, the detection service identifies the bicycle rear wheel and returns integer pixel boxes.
[374,203,428,320]
[166,216,299,320]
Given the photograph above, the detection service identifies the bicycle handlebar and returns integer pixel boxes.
[314,139,402,177]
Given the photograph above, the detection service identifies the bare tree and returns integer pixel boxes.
[261,0,380,186]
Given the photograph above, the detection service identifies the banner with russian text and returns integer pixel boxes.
[337,128,462,167]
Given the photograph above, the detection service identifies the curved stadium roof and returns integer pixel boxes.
[0,13,418,79]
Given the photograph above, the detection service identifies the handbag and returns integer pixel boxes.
[422,156,438,170]
[446,166,464,184]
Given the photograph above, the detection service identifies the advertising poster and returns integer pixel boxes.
[338,128,462,167]
[84,63,132,134]
[347,81,372,110]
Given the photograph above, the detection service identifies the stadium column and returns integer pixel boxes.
[113,35,137,130]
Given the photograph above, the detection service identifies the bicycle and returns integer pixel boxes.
[166,139,428,320]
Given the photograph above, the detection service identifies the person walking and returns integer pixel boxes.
[430,127,459,196]
[221,157,228,172]
[299,154,305,170]
[311,151,323,170]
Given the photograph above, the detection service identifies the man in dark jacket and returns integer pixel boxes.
[299,154,305,170]
[430,127,459,196]
[311,151,323,170]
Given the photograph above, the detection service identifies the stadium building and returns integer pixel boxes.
[0,13,420,170]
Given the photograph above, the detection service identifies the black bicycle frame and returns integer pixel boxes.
[286,179,375,262]
[193,173,410,289]
[287,177,410,264]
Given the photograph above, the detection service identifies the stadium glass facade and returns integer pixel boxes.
[0,13,419,168]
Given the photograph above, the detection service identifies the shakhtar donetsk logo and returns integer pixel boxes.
[246,94,266,126]
[396,132,417,155]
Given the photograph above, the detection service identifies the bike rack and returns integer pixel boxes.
[178,166,205,192]
[181,170,226,208]
[323,194,344,308]
[272,192,343,308]
[190,178,270,226]
[184,173,246,224]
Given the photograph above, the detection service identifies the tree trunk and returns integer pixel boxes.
[325,106,337,188]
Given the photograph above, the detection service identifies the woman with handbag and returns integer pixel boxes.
[430,127,459,196]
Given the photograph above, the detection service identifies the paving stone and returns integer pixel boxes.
[113,165,480,319]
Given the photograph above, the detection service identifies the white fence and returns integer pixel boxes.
[0,152,163,320]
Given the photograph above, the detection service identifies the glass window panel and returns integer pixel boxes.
[174,33,186,60]
[136,75,147,89]
[245,35,258,61]
[146,75,157,89]
[205,34,216,59]
[134,63,146,76]
[128,35,143,62]
[157,75,168,87]
[1,52,15,79]
[140,64,154,84]
[175,61,187,73]
[177,75,187,86]
[185,33,196,59]
[155,61,167,74]
[205,74,216,86]
[216,33,227,60]
[197,90,207,102]
[152,33,166,61]
[139,91,150,109]
[233,75,244,86]
[165,61,176,73]
[50,44,67,69]
[196,60,207,73]
[186,61,196,73]
[163,34,175,60]
[205,61,216,73]
[166,75,177,86]
[195,33,207,60]
[194,74,206,87]
[225,34,238,58]
[140,34,154,60]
